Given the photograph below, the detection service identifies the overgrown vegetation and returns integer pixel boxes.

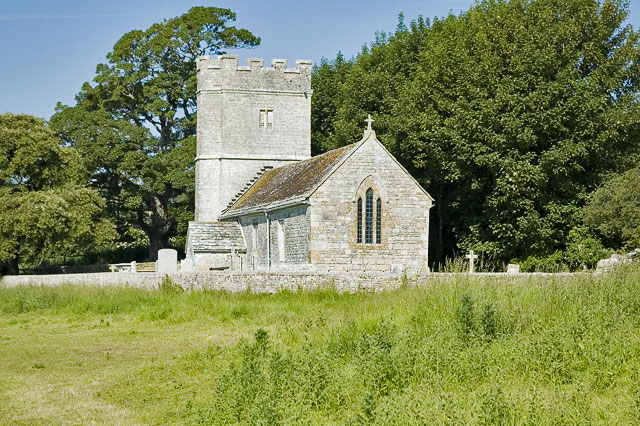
[312,0,640,265]
[0,114,117,275]
[49,7,260,260]
[2,266,640,424]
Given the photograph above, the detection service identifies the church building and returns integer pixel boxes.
[185,55,433,275]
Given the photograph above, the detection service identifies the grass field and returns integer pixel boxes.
[2,267,640,425]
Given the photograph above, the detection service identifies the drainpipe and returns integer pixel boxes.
[264,211,271,270]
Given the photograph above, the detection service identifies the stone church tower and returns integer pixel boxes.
[194,55,313,220]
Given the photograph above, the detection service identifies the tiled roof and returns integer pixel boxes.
[187,221,246,252]
[222,142,359,217]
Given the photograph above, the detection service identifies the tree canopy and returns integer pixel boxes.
[312,0,640,265]
[50,7,260,260]
[0,114,115,274]
[583,167,640,249]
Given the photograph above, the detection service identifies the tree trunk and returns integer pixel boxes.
[5,256,18,275]
[147,232,169,261]
[141,190,174,261]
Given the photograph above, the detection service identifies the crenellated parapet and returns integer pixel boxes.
[197,55,312,93]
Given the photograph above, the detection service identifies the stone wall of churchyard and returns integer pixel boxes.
[308,135,433,276]
[0,271,584,293]
[195,55,312,221]
[0,271,418,293]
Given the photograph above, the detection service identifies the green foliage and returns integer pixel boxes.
[565,226,610,270]
[481,303,498,341]
[583,167,640,249]
[513,227,610,272]
[515,251,568,272]
[159,275,183,293]
[3,267,640,423]
[457,293,476,339]
[50,7,259,259]
[310,52,354,155]
[0,114,116,273]
[312,1,640,264]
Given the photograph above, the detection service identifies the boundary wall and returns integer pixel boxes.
[0,271,581,293]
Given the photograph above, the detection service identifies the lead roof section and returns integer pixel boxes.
[187,221,246,252]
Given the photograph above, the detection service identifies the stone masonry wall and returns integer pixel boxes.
[237,205,310,270]
[1,271,581,293]
[309,134,433,275]
[269,206,310,266]
[195,55,312,221]
[0,272,414,293]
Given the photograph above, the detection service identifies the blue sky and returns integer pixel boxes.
[1,0,639,120]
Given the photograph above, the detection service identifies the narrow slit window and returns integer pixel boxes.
[357,197,362,244]
[252,221,258,251]
[376,198,382,244]
[277,220,285,262]
[365,189,373,244]
[266,110,273,128]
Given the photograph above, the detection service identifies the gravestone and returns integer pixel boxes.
[466,250,478,274]
[180,258,194,273]
[507,264,520,275]
[156,249,178,274]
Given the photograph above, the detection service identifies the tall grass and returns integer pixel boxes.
[2,265,640,425]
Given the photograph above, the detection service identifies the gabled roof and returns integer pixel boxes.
[186,221,246,252]
[219,129,434,219]
[220,142,359,218]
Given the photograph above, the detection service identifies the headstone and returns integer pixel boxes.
[507,264,520,275]
[156,249,178,274]
[180,258,194,273]
[466,250,478,274]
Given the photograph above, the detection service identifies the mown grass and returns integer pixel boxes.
[2,266,640,425]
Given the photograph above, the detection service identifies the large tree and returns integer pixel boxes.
[312,0,640,265]
[50,7,260,260]
[583,167,640,249]
[0,114,115,275]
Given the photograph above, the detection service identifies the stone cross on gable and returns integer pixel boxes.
[466,250,478,274]
[365,114,374,132]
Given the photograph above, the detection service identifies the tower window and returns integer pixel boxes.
[365,189,373,244]
[259,109,273,128]
[357,197,362,243]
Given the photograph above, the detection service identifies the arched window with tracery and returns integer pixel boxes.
[355,181,384,246]
[365,189,373,244]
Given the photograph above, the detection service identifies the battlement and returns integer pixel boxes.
[197,55,312,75]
